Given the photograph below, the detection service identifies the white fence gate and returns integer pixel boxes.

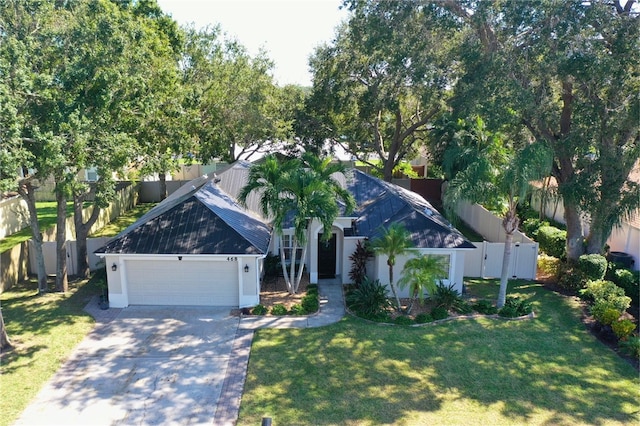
[464,241,539,280]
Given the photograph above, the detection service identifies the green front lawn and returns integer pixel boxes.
[238,279,639,425]
[0,275,102,426]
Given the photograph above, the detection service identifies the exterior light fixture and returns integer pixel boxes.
[244,264,249,273]
[178,256,183,261]
[111,263,117,272]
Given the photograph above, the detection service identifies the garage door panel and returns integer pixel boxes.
[126,260,238,306]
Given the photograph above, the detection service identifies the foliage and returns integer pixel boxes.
[262,254,280,279]
[251,304,267,315]
[301,287,319,314]
[580,280,631,312]
[619,335,640,359]
[611,268,640,306]
[414,312,434,324]
[348,240,373,286]
[537,226,567,259]
[397,254,448,314]
[430,306,449,320]
[393,316,414,326]
[345,277,391,320]
[522,218,550,240]
[308,1,457,182]
[441,115,553,308]
[289,304,306,316]
[370,223,414,311]
[556,262,587,292]
[270,304,288,316]
[611,320,636,341]
[430,282,466,313]
[239,154,354,294]
[590,302,621,326]
[577,254,608,281]
[537,254,561,280]
[472,300,498,315]
[498,296,533,318]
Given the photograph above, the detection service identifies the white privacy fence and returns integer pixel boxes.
[464,241,539,280]
[29,238,109,276]
[455,200,539,280]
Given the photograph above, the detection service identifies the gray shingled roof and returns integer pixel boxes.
[96,181,271,255]
[96,162,472,255]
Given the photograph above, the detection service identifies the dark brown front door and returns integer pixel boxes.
[317,233,337,279]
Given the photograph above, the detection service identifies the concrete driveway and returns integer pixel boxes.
[14,306,243,426]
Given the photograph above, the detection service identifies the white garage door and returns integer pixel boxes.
[126,259,239,306]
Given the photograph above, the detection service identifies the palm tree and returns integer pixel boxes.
[239,154,354,294]
[443,117,552,307]
[370,223,414,312]
[397,254,448,314]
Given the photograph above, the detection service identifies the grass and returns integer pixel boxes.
[238,279,639,426]
[0,274,104,426]
[0,202,75,253]
[89,203,156,238]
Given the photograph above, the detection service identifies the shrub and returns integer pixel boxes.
[270,304,288,316]
[454,301,474,314]
[612,268,640,306]
[431,306,449,320]
[590,302,621,326]
[577,254,608,281]
[431,282,465,312]
[263,254,280,278]
[522,218,549,240]
[306,284,319,295]
[580,280,631,312]
[301,293,319,313]
[251,304,267,315]
[556,262,587,292]
[473,299,498,315]
[619,334,640,358]
[393,316,414,326]
[537,225,567,259]
[289,304,306,316]
[415,313,434,324]
[348,240,374,286]
[498,296,533,318]
[537,254,561,279]
[345,277,391,318]
[612,319,636,341]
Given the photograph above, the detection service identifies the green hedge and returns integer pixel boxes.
[577,254,607,281]
[537,225,567,259]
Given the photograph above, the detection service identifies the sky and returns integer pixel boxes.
[156,0,349,87]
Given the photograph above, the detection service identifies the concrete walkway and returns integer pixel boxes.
[15,279,345,426]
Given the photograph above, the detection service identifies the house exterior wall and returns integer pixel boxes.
[373,249,466,298]
[101,254,260,308]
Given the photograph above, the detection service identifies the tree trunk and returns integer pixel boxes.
[294,242,308,294]
[159,172,168,201]
[563,202,584,261]
[55,188,68,292]
[17,180,47,293]
[498,208,519,308]
[73,193,102,279]
[0,309,12,353]
[497,231,513,308]
[278,240,290,292]
[387,262,402,312]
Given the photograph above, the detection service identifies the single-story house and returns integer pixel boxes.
[96,161,475,308]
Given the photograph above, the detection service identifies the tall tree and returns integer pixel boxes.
[181,27,292,164]
[370,223,414,311]
[239,155,354,294]
[442,117,552,308]
[439,0,640,260]
[309,1,458,181]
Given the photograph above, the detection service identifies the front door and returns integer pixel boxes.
[317,233,337,279]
